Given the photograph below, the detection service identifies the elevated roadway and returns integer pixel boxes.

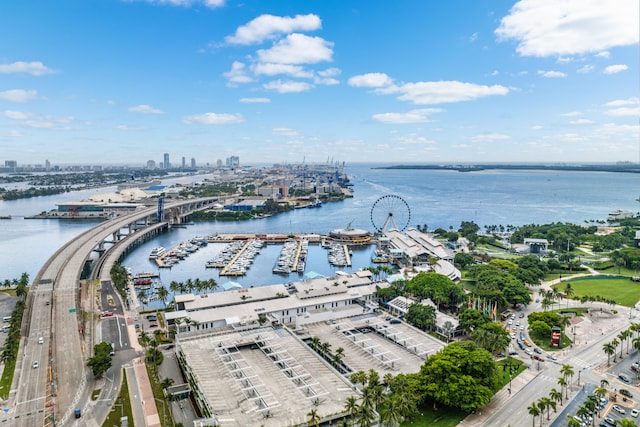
[7,197,217,427]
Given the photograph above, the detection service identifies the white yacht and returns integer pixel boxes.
[149,247,166,259]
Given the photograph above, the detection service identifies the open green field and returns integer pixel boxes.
[552,276,640,307]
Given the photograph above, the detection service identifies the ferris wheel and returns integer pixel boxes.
[370,195,411,233]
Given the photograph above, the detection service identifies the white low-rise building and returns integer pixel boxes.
[166,270,383,333]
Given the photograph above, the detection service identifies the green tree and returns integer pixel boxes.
[409,342,496,412]
[404,303,436,331]
[458,308,492,333]
[471,322,510,354]
[87,342,113,377]
[527,401,540,427]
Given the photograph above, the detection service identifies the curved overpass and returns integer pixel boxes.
[10,197,218,427]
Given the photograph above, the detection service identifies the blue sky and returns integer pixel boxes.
[0,0,638,166]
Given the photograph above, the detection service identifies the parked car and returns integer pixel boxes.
[532,354,544,361]
[101,311,113,317]
[533,347,542,354]
[631,408,639,418]
[612,404,626,414]
[546,354,557,361]
[603,416,616,426]
[519,312,525,318]
[619,388,633,398]
[618,374,631,384]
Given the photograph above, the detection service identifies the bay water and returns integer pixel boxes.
[1,164,638,302]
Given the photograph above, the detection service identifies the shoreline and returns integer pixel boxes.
[374,163,640,174]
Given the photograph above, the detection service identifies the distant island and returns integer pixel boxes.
[374,163,640,174]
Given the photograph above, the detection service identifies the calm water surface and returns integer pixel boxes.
[1,165,638,288]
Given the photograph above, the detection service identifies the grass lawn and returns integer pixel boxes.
[0,358,16,399]
[401,404,467,427]
[103,369,134,427]
[552,277,640,307]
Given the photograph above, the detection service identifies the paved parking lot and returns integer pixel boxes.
[303,313,444,376]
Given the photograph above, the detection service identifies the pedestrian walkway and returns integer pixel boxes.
[458,369,542,426]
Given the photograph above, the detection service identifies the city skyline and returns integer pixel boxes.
[0,0,638,165]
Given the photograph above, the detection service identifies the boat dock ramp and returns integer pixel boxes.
[207,239,265,276]
[208,233,323,243]
[272,238,309,274]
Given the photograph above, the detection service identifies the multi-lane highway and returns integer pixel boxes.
[8,198,216,427]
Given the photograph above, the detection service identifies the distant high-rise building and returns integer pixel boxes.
[45,159,51,171]
[191,157,196,168]
[181,156,186,169]
[216,159,222,168]
[226,156,239,167]
[147,160,156,169]
[163,153,170,169]
[5,160,17,170]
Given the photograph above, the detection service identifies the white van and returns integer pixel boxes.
[2,316,11,322]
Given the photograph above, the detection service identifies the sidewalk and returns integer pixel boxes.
[458,368,542,426]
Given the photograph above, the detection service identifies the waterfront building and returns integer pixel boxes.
[328,227,371,244]
[385,228,454,263]
[190,157,196,168]
[607,209,634,222]
[163,153,170,169]
[165,270,380,333]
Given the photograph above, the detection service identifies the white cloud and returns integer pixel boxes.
[606,107,640,116]
[393,134,437,145]
[0,61,56,76]
[3,110,73,129]
[531,125,544,130]
[561,111,581,116]
[240,97,271,103]
[496,0,639,57]
[257,34,333,64]
[468,133,510,143]
[318,68,340,77]
[388,81,509,105]
[537,70,567,78]
[577,64,594,73]
[272,127,300,137]
[225,14,321,45]
[223,61,253,86]
[263,79,313,93]
[117,125,146,131]
[470,32,479,42]
[0,89,38,103]
[569,118,594,124]
[0,129,23,138]
[138,0,224,9]
[128,104,164,114]
[595,51,611,59]
[603,64,628,74]
[182,112,245,125]
[252,63,313,78]
[3,110,30,120]
[604,97,639,107]
[313,76,339,85]
[556,57,572,63]
[372,108,444,124]
[348,73,394,88]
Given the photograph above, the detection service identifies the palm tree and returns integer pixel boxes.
[618,330,629,357]
[156,284,169,307]
[600,378,609,389]
[603,342,616,366]
[566,415,582,427]
[137,289,147,308]
[557,377,568,401]
[560,364,575,385]
[333,347,345,368]
[160,377,174,391]
[344,396,359,422]
[537,399,547,425]
[549,387,563,407]
[527,402,540,427]
[379,394,401,427]
[355,405,376,427]
[564,283,573,307]
[633,336,640,357]
[611,338,620,362]
[310,336,321,351]
[539,396,553,420]
[306,408,320,427]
